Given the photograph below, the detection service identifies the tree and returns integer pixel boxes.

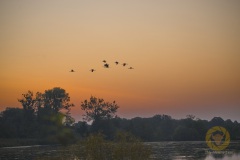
[18,87,74,114]
[18,91,36,112]
[210,117,224,126]
[18,88,75,124]
[16,87,75,140]
[74,121,89,137]
[186,114,195,120]
[0,108,26,138]
[34,87,75,142]
[81,96,119,122]
[18,91,43,124]
[43,87,74,113]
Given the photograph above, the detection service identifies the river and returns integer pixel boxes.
[0,141,239,160]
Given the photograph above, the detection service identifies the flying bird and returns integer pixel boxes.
[104,63,109,68]
[128,67,134,69]
[122,63,127,66]
[90,69,96,72]
[70,69,75,72]
[103,60,107,63]
[115,61,119,65]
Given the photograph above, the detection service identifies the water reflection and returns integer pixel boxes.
[148,141,240,160]
[0,141,239,160]
[204,146,240,160]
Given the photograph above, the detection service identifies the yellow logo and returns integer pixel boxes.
[205,126,230,151]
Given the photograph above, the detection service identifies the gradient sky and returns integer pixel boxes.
[1,0,240,122]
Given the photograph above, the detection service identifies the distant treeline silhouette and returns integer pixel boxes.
[0,87,240,147]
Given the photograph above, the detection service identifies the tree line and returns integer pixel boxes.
[89,115,240,141]
[0,87,240,146]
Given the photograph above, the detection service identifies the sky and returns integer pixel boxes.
[0,0,240,122]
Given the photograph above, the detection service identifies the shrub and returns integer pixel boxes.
[112,131,151,160]
[74,132,151,160]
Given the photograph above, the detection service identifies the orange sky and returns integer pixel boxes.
[1,1,240,121]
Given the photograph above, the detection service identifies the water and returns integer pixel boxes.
[0,141,239,160]
[147,141,240,160]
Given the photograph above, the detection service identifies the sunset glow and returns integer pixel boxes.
[1,1,240,121]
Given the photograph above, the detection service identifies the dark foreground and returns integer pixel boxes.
[0,141,239,160]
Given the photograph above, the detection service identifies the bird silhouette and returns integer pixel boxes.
[115,61,119,65]
[104,63,109,68]
[128,67,134,69]
[90,69,96,72]
[122,63,127,66]
[103,60,107,63]
[70,69,75,72]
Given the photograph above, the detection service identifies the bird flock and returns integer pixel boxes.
[70,60,134,72]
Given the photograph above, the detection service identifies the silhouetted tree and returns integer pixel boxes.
[18,91,36,112]
[0,87,75,144]
[2,90,240,145]
[81,96,119,134]
[18,88,74,115]
[74,121,89,137]
[210,117,224,126]
[0,108,26,138]
[43,87,74,113]
[18,91,41,123]
[186,114,195,120]
[81,96,119,122]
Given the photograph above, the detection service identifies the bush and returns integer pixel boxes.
[83,133,111,160]
[74,132,151,160]
[112,132,151,160]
